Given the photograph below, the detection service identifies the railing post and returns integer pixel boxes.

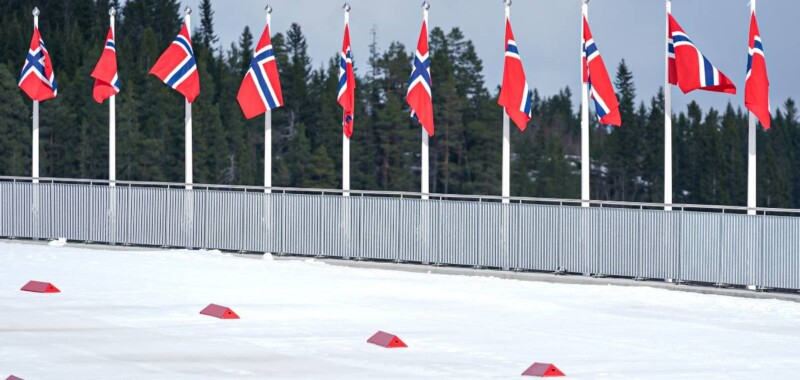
[32,179,40,240]
[11,179,16,239]
[748,212,765,290]
[582,203,590,276]
[184,187,194,250]
[108,183,116,245]
[280,191,286,255]
[125,183,131,245]
[502,202,510,270]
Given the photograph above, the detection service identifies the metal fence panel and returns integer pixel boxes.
[399,198,428,263]
[477,202,505,269]
[4,181,800,291]
[680,212,721,284]
[760,216,800,289]
[10,183,35,239]
[281,194,344,257]
[437,201,476,267]
[637,210,679,280]
[558,206,585,274]
[589,208,640,277]
[718,214,760,286]
[358,196,401,261]
[0,182,10,237]
[512,204,560,272]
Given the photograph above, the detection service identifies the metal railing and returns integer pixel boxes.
[1,176,799,291]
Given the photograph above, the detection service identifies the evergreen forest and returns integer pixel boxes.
[0,0,798,208]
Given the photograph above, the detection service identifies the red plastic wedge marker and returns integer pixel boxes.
[20,281,60,293]
[367,331,407,348]
[199,304,240,319]
[522,362,565,377]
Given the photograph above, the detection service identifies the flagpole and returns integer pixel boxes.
[747,0,757,215]
[502,1,511,204]
[421,1,430,200]
[342,3,351,197]
[265,5,273,194]
[580,0,590,207]
[664,0,673,211]
[32,7,40,184]
[109,7,116,187]
[185,7,193,190]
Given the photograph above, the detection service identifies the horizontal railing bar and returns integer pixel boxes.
[1,175,799,215]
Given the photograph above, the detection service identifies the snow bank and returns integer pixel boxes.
[1,242,799,379]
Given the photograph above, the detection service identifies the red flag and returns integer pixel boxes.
[19,26,57,101]
[582,16,621,127]
[668,14,736,95]
[407,16,434,137]
[90,28,120,103]
[338,21,356,138]
[498,17,532,131]
[149,20,200,103]
[745,12,770,129]
[237,23,284,119]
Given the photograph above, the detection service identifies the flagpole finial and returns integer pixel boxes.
[185,6,192,15]
[343,3,351,12]
[266,5,273,14]
[109,7,116,16]
[32,7,40,17]
[422,1,430,10]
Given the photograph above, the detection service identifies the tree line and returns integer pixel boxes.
[0,0,798,208]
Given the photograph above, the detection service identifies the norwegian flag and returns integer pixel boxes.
[498,16,533,131]
[237,23,284,119]
[407,16,434,137]
[338,20,356,138]
[149,20,200,103]
[90,28,120,103]
[745,11,770,129]
[582,17,621,127]
[668,14,736,95]
[19,25,57,101]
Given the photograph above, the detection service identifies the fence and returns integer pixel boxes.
[1,176,799,291]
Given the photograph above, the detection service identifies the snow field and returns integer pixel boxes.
[1,242,800,379]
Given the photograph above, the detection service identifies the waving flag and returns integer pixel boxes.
[338,21,356,138]
[237,23,283,119]
[19,26,57,101]
[582,17,621,127]
[668,14,736,95]
[498,17,533,131]
[149,20,200,102]
[407,16,434,137]
[745,11,770,129]
[90,28,120,103]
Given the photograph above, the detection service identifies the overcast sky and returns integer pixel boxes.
[184,0,797,115]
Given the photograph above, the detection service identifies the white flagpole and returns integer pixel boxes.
[664,0,673,211]
[265,5,273,194]
[32,7,40,184]
[502,1,511,204]
[342,3,351,197]
[185,7,193,190]
[581,0,590,207]
[747,0,757,215]
[421,2,430,200]
[109,8,116,187]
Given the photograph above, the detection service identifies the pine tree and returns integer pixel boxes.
[197,0,218,51]
[0,64,31,176]
[237,26,254,77]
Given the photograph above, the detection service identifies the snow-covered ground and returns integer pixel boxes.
[1,241,800,379]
